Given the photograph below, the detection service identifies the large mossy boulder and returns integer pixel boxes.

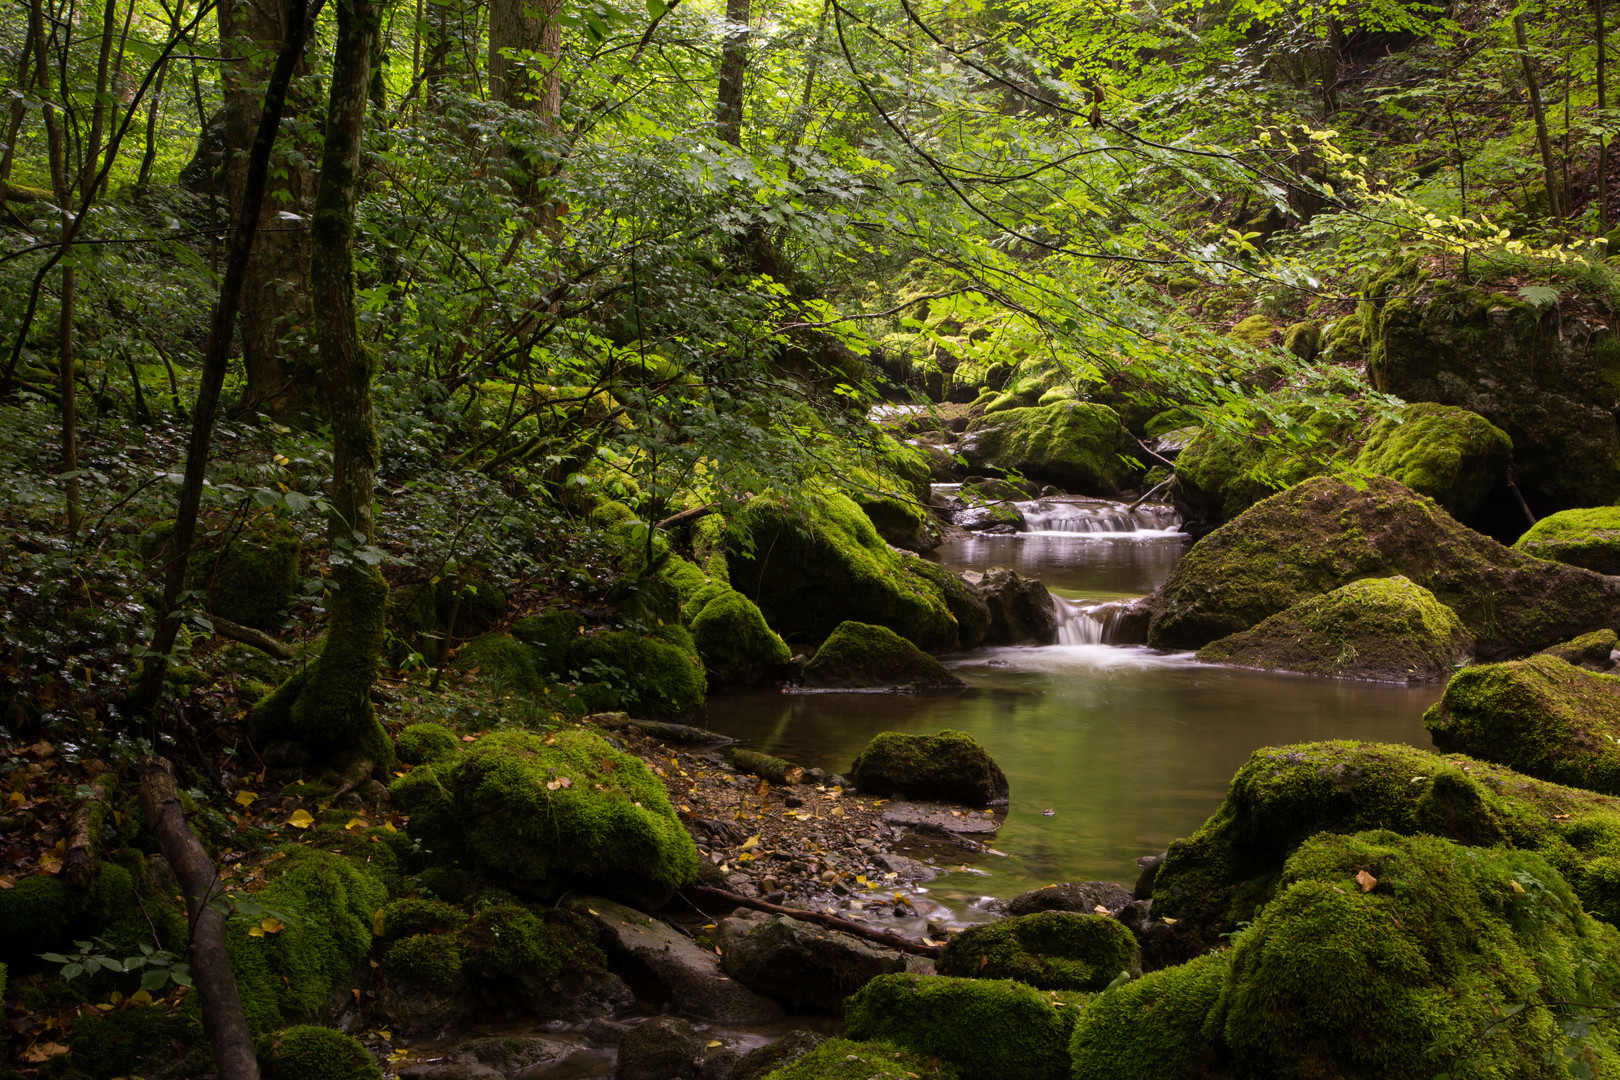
[848,730,1008,805]
[207,515,302,628]
[0,861,139,963]
[843,974,1084,1080]
[959,401,1128,493]
[726,491,959,651]
[570,628,707,715]
[1078,832,1620,1080]
[1426,653,1620,793]
[936,911,1136,991]
[1515,506,1620,575]
[1368,276,1620,510]
[905,560,991,649]
[445,729,700,903]
[1195,575,1473,682]
[1147,475,1620,658]
[1172,407,1353,533]
[1351,402,1512,523]
[260,1025,383,1080]
[763,1038,959,1080]
[1149,740,1620,941]
[802,621,966,692]
[688,587,792,689]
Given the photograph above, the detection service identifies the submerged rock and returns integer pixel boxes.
[801,621,967,692]
[721,915,907,1013]
[1195,575,1474,682]
[936,910,1137,991]
[1351,402,1512,524]
[617,1016,703,1080]
[849,730,1009,806]
[970,567,1058,646]
[959,401,1129,494]
[1514,506,1620,575]
[1426,653,1620,793]
[1147,475,1620,657]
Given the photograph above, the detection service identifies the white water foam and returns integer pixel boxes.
[1019,499,1180,535]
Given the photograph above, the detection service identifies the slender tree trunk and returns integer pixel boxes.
[0,46,31,181]
[1601,0,1609,230]
[83,0,119,197]
[137,0,184,190]
[249,0,393,770]
[130,0,323,714]
[714,0,749,146]
[1515,13,1562,219]
[489,0,562,210]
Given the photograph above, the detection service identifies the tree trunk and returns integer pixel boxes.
[489,0,562,208]
[219,0,317,420]
[82,0,120,198]
[137,0,185,190]
[0,44,31,181]
[1601,0,1609,230]
[714,0,749,146]
[1515,13,1562,220]
[250,0,393,771]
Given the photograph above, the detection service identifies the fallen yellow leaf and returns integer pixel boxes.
[287,809,314,829]
[345,817,369,831]
[234,791,258,807]
[1355,870,1378,893]
[1510,879,1526,894]
[261,918,285,934]
[740,835,760,850]
[374,909,387,937]
[130,988,154,1006]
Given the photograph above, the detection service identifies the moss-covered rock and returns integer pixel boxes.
[510,607,585,671]
[1148,475,1620,657]
[570,628,707,715]
[1067,948,1229,1080]
[459,902,629,1019]
[1352,402,1513,523]
[904,559,990,650]
[69,999,207,1079]
[1282,320,1321,360]
[763,1038,959,1080]
[1195,575,1473,682]
[688,588,792,689]
[1426,653,1620,792]
[1172,406,1355,531]
[207,515,302,629]
[959,401,1128,493]
[261,1025,383,1080]
[1368,275,1620,510]
[726,491,959,651]
[803,622,966,691]
[386,764,460,865]
[1229,314,1275,347]
[848,730,1007,805]
[936,910,1135,991]
[1541,628,1620,669]
[394,722,461,766]
[384,933,462,994]
[1217,831,1620,1079]
[1515,506,1620,575]
[379,897,467,939]
[0,861,137,962]
[449,729,699,901]
[843,974,1083,1080]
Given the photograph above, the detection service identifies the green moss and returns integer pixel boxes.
[848,730,1007,805]
[1144,407,1198,437]
[1516,507,1620,575]
[763,1038,959,1080]
[661,554,710,607]
[1540,628,1619,667]
[727,491,958,651]
[936,910,1135,990]
[510,608,585,673]
[688,588,792,686]
[454,632,553,693]
[843,974,1084,1080]
[1352,402,1512,521]
[1321,315,1368,366]
[416,866,477,904]
[569,628,707,714]
[1148,474,1620,656]
[385,933,462,993]
[387,764,461,865]
[380,897,467,938]
[69,999,206,1080]
[1216,831,1620,1079]
[395,723,461,766]
[261,1025,383,1080]
[904,560,989,650]
[450,729,700,899]
[804,621,965,691]
[1196,575,1474,682]
[462,902,606,982]
[1426,654,1620,792]
[959,401,1127,493]
[228,848,389,1033]
[1068,948,1228,1080]
[205,514,302,629]
[1282,320,1321,360]
[0,862,136,962]
[1229,315,1276,347]
[1174,405,1356,526]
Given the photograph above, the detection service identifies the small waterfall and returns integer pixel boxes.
[1020,500,1180,535]
[1053,596,1151,646]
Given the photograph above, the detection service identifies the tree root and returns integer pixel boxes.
[686,884,942,957]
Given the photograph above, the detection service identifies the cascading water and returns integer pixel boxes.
[1053,596,1147,645]
[1018,498,1180,534]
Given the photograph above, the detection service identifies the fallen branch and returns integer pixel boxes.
[205,614,295,660]
[1506,470,1537,528]
[62,775,112,887]
[138,757,260,1080]
[730,749,805,786]
[687,884,941,958]
[656,502,720,531]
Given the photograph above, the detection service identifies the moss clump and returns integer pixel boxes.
[570,628,707,715]
[386,764,460,864]
[1229,314,1275,347]
[395,722,461,766]
[904,560,990,650]
[936,910,1135,991]
[1217,831,1620,1079]
[1426,653,1620,792]
[763,1038,959,1080]
[228,848,388,1033]
[385,933,462,993]
[449,729,700,900]
[850,443,940,552]
[1173,405,1355,528]
[454,632,554,693]
[0,862,136,962]
[1282,320,1321,359]
[803,621,966,691]
[69,999,206,1079]
[1352,402,1512,522]
[261,1025,383,1080]
[959,401,1127,493]
[206,514,302,629]
[1195,575,1474,682]
[688,588,792,688]
[1515,506,1620,575]
[1068,948,1229,1080]
[1147,474,1620,657]
[727,491,958,651]
[510,607,585,672]
[848,730,1007,805]
[843,974,1084,1080]
[1541,628,1619,668]
[380,897,467,938]
[462,902,607,983]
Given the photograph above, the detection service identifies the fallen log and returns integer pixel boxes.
[61,775,112,887]
[730,749,804,786]
[139,757,260,1080]
[205,614,295,660]
[687,884,941,958]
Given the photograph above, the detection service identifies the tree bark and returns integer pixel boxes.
[82,0,121,198]
[688,885,941,957]
[714,0,749,146]
[1601,0,1609,230]
[489,0,562,209]
[130,0,324,714]
[249,0,392,769]
[138,758,260,1080]
[1515,13,1562,220]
